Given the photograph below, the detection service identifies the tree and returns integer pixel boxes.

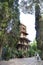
[7,0,20,48]
[19,0,42,14]
[19,0,43,59]
[0,1,11,58]
[0,0,20,59]
[34,1,43,59]
[28,40,41,57]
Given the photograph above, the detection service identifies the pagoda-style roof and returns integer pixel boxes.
[20,31,28,35]
[20,37,30,42]
[20,23,26,27]
[17,44,28,47]
[20,23,28,35]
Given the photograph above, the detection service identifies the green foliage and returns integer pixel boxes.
[0,0,20,60]
[16,50,23,58]
[27,48,35,57]
[2,45,10,60]
[27,40,41,57]
[31,40,37,51]
[13,50,27,58]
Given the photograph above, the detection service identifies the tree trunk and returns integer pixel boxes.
[0,46,2,60]
[39,15,43,59]
[35,3,43,59]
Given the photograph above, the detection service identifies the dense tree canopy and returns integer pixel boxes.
[0,0,20,59]
[0,0,20,45]
[19,0,43,14]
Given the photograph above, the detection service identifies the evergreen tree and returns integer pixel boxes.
[35,2,41,49]
[0,0,20,59]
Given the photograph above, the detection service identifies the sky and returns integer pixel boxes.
[19,0,36,42]
[20,12,36,41]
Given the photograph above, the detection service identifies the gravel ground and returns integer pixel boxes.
[0,57,43,65]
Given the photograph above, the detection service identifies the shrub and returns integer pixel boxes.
[2,45,11,60]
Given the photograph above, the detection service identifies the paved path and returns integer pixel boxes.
[0,57,43,65]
